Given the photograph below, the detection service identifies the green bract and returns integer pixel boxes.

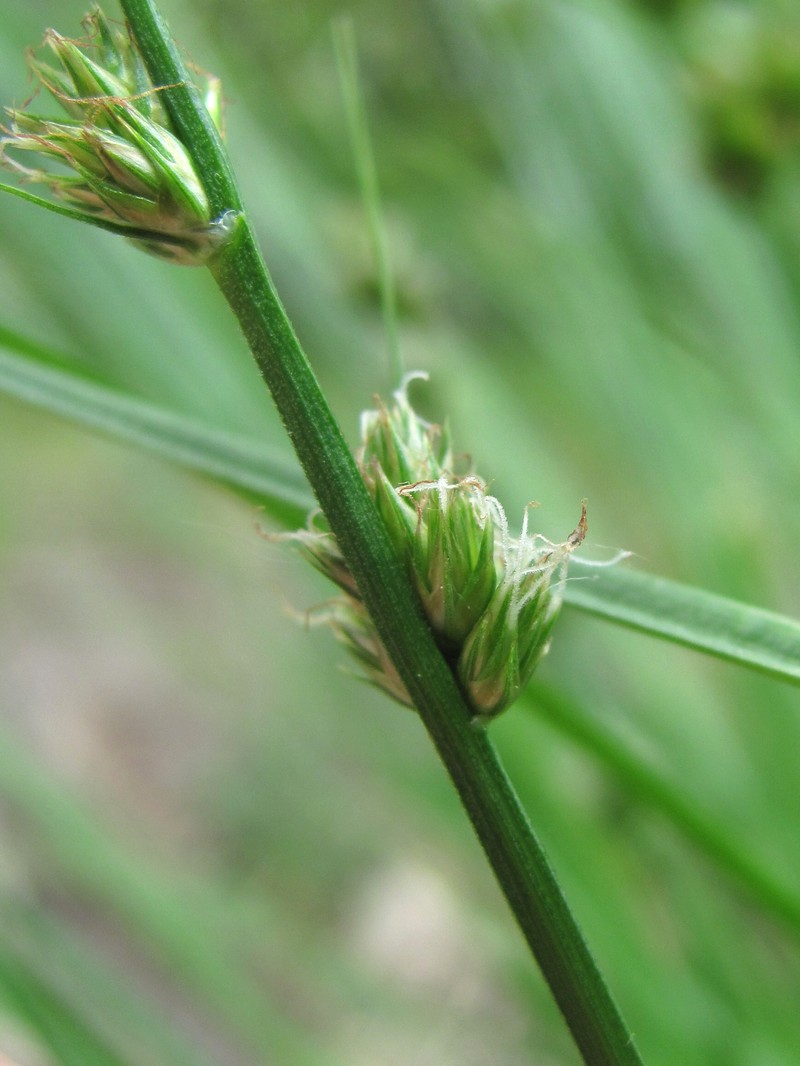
[0,10,233,265]
[289,374,588,723]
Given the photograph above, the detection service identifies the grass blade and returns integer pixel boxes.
[0,326,311,528]
[0,726,344,1066]
[332,16,402,387]
[565,564,800,686]
[528,684,800,936]
[3,322,799,693]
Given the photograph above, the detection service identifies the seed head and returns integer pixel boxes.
[1,10,235,265]
[459,502,587,723]
[285,375,593,724]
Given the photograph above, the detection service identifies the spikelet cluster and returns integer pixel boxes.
[1,9,234,264]
[291,374,588,724]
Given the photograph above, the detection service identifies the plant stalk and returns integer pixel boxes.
[119,1,643,1060]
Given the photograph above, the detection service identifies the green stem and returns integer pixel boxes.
[119,2,643,1061]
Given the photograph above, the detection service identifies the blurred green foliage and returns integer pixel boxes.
[2,0,800,1063]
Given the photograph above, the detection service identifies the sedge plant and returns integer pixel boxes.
[4,2,800,1059]
[0,4,644,1063]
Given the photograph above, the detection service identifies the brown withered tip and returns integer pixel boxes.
[567,499,588,549]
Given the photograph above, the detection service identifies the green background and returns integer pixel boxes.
[2,0,800,1062]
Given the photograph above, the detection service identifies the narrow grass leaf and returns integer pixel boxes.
[0,948,129,1066]
[527,683,800,937]
[1,905,217,1066]
[332,16,402,386]
[0,725,345,1066]
[4,324,800,691]
[0,327,311,527]
[565,564,800,687]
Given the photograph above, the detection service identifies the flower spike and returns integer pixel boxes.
[1,9,236,265]
[286,379,606,724]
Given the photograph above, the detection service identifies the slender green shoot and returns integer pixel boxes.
[332,15,403,387]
